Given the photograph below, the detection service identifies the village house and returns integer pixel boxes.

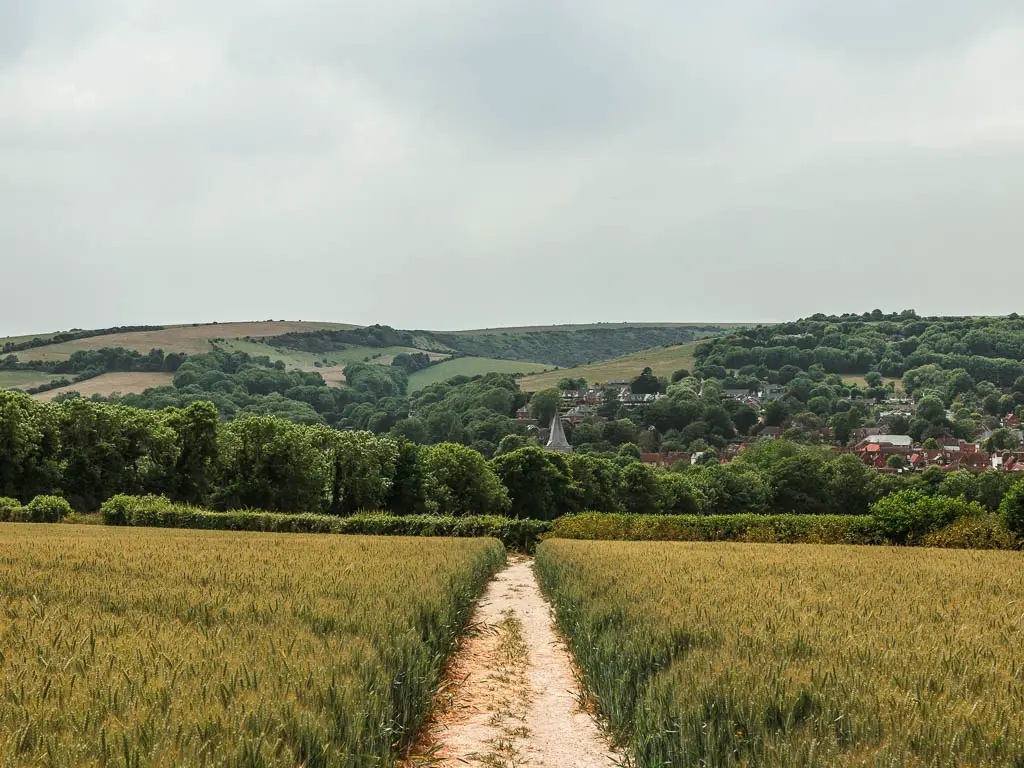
[563,404,596,425]
[640,451,691,467]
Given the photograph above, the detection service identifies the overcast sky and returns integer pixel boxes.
[2,1,1023,335]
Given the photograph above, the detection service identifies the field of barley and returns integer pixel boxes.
[536,540,1024,767]
[0,525,503,767]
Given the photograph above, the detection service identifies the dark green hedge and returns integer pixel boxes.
[551,512,884,545]
[0,495,73,523]
[100,495,550,551]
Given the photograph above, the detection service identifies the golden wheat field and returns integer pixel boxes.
[536,540,1024,768]
[0,525,503,767]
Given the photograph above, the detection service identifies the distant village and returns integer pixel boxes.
[520,379,1024,473]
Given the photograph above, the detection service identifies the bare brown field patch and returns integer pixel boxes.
[33,372,174,401]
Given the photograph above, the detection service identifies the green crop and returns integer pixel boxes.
[0,524,503,766]
[537,539,1024,767]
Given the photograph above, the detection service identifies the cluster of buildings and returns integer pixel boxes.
[528,376,1024,474]
[844,433,1024,473]
[515,382,664,425]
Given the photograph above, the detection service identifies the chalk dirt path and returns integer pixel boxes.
[406,558,622,768]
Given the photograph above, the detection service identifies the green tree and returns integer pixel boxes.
[630,367,663,395]
[420,443,510,516]
[164,401,219,504]
[490,446,572,520]
[55,399,176,510]
[314,428,398,515]
[618,462,661,514]
[915,396,946,424]
[824,453,881,515]
[529,388,562,425]
[494,433,533,456]
[658,473,703,514]
[999,482,1024,535]
[215,416,330,513]
[603,419,638,446]
[386,439,426,515]
[566,454,621,512]
[769,453,829,514]
[763,399,789,427]
[730,405,759,435]
[0,390,60,501]
[986,428,1021,452]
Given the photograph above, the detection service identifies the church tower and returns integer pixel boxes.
[545,410,572,453]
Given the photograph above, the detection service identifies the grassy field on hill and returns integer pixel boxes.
[33,372,174,401]
[519,342,697,391]
[408,356,550,392]
[0,370,62,390]
[4,321,356,362]
[841,374,903,389]
[0,524,503,767]
[538,539,1024,767]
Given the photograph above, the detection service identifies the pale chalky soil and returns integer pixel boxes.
[407,558,622,768]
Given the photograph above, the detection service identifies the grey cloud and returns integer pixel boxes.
[0,1,1023,335]
[776,0,1024,60]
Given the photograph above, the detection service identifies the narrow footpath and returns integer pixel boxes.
[407,558,623,768]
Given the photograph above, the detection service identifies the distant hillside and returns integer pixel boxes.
[256,322,731,368]
[425,325,725,367]
[0,319,735,400]
[1,321,357,363]
[519,342,698,391]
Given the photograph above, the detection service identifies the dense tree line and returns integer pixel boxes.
[2,346,185,377]
[690,311,1024,446]
[697,310,1024,379]
[105,349,375,426]
[9,382,1018,523]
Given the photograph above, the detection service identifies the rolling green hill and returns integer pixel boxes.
[1,319,737,400]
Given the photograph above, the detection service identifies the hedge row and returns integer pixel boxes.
[551,512,887,545]
[100,495,551,551]
[551,511,1021,549]
[0,495,73,523]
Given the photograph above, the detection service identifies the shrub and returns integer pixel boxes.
[100,493,177,525]
[999,482,1024,536]
[870,490,985,544]
[24,494,73,523]
[922,514,1018,550]
[0,497,25,522]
